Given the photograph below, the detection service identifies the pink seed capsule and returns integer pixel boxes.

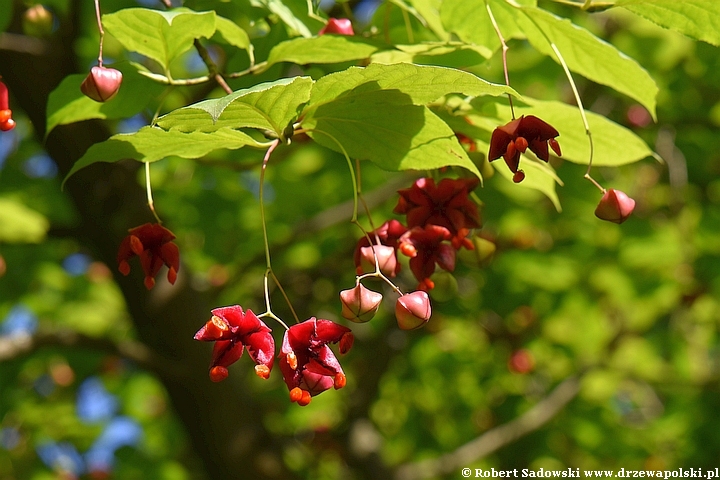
[81,66,123,102]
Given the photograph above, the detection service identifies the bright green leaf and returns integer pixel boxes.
[440,0,526,52]
[515,5,658,119]
[46,63,165,136]
[371,42,491,67]
[156,76,313,138]
[214,15,251,50]
[616,0,720,46]
[0,197,50,243]
[64,127,264,184]
[494,156,562,211]
[102,8,216,70]
[266,35,381,67]
[306,63,516,112]
[302,89,481,177]
[255,0,313,37]
[408,0,450,40]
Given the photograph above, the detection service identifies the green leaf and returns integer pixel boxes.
[102,8,216,70]
[156,76,313,138]
[494,156,562,211]
[408,0,451,40]
[306,63,516,111]
[64,127,264,184]
[46,63,165,136]
[214,16,251,50]
[266,35,381,67]
[616,0,720,46]
[371,42,491,67]
[440,0,526,52]
[254,0,313,37]
[490,98,657,167]
[515,5,658,119]
[0,197,50,243]
[302,89,481,177]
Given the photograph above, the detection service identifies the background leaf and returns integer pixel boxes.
[616,0,720,46]
[102,8,216,70]
[0,197,49,243]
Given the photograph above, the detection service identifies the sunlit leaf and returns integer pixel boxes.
[64,127,264,184]
[266,35,381,67]
[515,5,658,119]
[616,0,720,46]
[102,8,216,70]
[371,42,491,68]
[214,15,251,50]
[156,77,313,138]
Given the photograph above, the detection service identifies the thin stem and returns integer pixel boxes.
[260,140,281,270]
[357,270,403,296]
[93,0,104,66]
[301,128,359,223]
[194,39,232,95]
[226,61,269,79]
[549,43,604,193]
[401,8,414,44]
[270,270,300,324]
[485,0,515,119]
[145,162,162,223]
[356,158,378,233]
[259,271,290,330]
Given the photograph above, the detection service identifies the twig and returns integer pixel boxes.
[394,376,581,480]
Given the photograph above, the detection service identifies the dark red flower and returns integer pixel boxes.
[398,225,455,291]
[0,81,15,132]
[595,189,635,224]
[488,115,561,183]
[394,177,480,248]
[319,18,354,36]
[117,223,179,290]
[194,306,275,382]
[279,317,354,406]
[353,220,407,277]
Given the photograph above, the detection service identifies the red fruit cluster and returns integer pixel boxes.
[117,223,180,290]
[0,81,16,132]
[488,115,561,183]
[353,177,480,291]
[194,309,354,407]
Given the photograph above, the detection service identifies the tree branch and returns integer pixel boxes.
[394,376,581,480]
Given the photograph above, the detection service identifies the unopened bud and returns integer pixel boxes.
[81,66,123,102]
[340,284,383,323]
[395,291,432,330]
[359,245,398,276]
[319,18,354,36]
[595,188,635,224]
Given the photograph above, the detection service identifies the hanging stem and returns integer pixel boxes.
[145,162,162,223]
[260,140,280,270]
[270,270,300,324]
[93,0,105,66]
[485,0,515,119]
[549,43,604,193]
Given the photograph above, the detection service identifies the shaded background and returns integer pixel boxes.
[2,0,720,478]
